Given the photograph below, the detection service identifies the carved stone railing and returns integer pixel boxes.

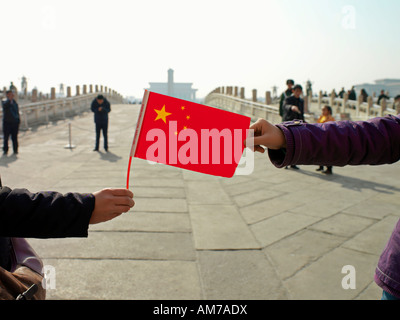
[205,87,315,124]
[310,90,399,120]
[1,85,124,131]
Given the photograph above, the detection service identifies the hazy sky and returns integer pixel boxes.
[1,0,399,99]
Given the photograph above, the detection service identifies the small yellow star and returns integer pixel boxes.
[181,106,185,110]
[154,105,172,123]
[183,126,187,130]
[186,115,190,120]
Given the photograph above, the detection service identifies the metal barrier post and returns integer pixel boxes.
[64,122,76,149]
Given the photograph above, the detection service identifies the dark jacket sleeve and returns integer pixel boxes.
[268,115,400,168]
[103,99,111,113]
[0,187,95,239]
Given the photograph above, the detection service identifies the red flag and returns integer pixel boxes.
[127,91,250,187]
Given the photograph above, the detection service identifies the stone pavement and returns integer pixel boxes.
[1,104,400,300]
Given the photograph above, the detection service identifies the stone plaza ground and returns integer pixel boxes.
[1,104,399,300]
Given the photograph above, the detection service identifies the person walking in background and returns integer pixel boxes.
[2,91,20,155]
[360,88,368,102]
[91,94,111,152]
[377,90,389,106]
[282,84,304,170]
[338,87,346,98]
[348,86,356,100]
[279,79,294,121]
[316,106,335,174]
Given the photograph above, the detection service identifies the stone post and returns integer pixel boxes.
[330,90,335,108]
[265,91,272,105]
[381,98,387,116]
[31,89,38,102]
[252,89,257,102]
[304,95,309,114]
[234,86,238,97]
[51,87,56,100]
[367,96,373,117]
[240,87,245,99]
[67,87,71,97]
[90,84,93,93]
[318,91,322,109]
[76,85,80,96]
[83,85,87,94]
[343,92,349,113]
[357,93,363,117]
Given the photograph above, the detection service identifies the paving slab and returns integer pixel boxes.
[42,259,202,300]
[250,212,321,247]
[189,204,260,250]
[198,250,288,300]
[283,247,379,300]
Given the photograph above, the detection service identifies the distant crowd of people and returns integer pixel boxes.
[278,79,400,175]
[321,86,397,106]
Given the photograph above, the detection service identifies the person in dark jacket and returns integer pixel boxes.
[245,114,400,300]
[360,88,368,102]
[281,84,304,170]
[348,86,356,101]
[2,91,20,155]
[91,95,111,152]
[282,84,305,122]
[0,187,134,271]
[377,90,389,106]
[279,79,294,120]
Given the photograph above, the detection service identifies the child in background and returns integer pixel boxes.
[316,106,335,174]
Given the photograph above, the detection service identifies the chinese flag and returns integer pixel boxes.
[127,90,250,185]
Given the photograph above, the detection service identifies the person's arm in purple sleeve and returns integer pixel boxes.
[245,115,400,167]
[245,114,400,299]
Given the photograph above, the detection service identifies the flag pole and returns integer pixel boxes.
[126,156,132,189]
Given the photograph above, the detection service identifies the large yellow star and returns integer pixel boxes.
[154,105,172,123]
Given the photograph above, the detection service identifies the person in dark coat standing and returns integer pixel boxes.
[279,79,294,120]
[2,91,20,155]
[282,84,304,170]
[282,84,305,122]
[91,94,111,152]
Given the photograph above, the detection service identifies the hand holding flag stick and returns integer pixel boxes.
[244,118,287,153]
[126,91,252,189]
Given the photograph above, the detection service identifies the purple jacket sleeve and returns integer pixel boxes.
[268,115,400,168]
[267,114,400,298]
